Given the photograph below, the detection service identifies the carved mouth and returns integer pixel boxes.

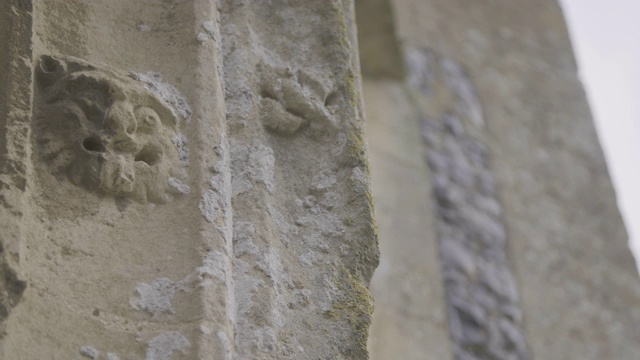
[134,145,161,166]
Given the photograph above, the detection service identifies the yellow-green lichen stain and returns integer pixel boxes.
[323,267,375,358]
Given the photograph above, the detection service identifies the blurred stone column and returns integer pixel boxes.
[364,0,640,359]
[394,0,640,358]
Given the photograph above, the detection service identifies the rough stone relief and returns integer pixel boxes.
[257,62,339,139]
[33,55,190,204]
[218,2,378,358]
[407,48,529,360]
[0,263,25,338]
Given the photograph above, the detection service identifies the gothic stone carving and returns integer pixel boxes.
[257,62,338,139]
[33,55,190,204]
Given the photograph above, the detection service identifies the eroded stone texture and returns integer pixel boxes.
[0,1,229,359]
[257,62,338,137]
[8,0,636,359]
[0,0,32,342]
[0,264,25,339]
[2,0,378,359]
[221,1,378,359]
[33,55,190,204]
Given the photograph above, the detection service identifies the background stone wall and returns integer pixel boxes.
[363,0,640,359]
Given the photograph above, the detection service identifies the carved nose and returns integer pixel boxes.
[104,100,137,135]
[104,100,138,152]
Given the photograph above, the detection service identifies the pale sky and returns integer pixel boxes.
[559,0,640,271]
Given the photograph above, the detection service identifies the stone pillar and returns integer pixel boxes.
[220,1,378,359]
[0,1,378,359]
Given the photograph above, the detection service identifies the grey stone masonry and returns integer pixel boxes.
[407,48,529,360]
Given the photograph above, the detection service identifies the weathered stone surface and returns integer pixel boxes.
[0,1,378,359]
[2,3,224,357]
[33,55,191,204]
[221,2,378,358]
[355,0,405,79]
[0,0,32,343]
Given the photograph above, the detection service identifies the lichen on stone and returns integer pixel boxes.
[323,268,374,358]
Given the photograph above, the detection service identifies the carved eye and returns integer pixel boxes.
[134,107,161,132]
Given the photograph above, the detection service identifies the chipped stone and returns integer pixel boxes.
[197,32,209,42]
[79,346,99,359]
[203,20,216,36]
[168,177,190,195]
[130,278,177,315]
[310,169,336,191]
[145,332,190,360]
[196,251,227,282]
[172,133,189,165]
[231,141,275,193]
[199,189,221,223]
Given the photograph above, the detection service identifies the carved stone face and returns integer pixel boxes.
[33,55,189,204]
